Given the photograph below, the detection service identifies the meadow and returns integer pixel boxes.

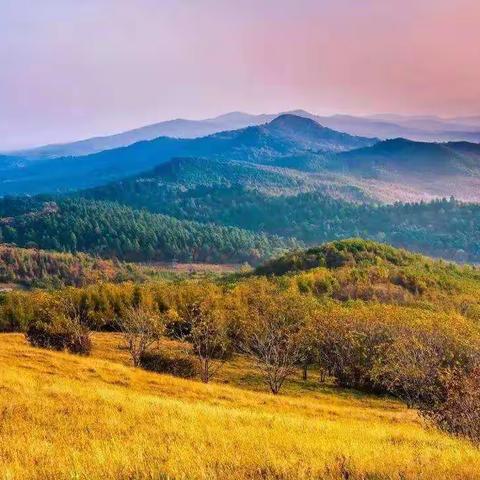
[0,332,479,480]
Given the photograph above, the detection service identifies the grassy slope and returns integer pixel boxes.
[1,333,479,480]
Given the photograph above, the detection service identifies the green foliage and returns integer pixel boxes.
[82,169,480,262]
[0,197,295,264]
[257,239,418,275]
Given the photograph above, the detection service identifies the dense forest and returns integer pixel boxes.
[1,190,480,263]
[83,176,480,262]
[0,197,294,264]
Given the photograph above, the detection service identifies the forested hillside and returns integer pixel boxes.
[0,197,294,264]
[256,238,480,316]
[83,171,480,262]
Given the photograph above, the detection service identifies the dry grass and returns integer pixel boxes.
[0,333,479,479]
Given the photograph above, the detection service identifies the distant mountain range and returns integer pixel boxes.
[1,112,480,264]
[1,113,480,203]
[7,109,480,160]
[0,115,375,195]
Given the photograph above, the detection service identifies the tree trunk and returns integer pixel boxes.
[302,363,308,381]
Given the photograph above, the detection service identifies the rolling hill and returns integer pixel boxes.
[333,138,480,202]
[80,170,480,263]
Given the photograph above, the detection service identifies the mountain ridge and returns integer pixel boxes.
[0,115,375,195]
[7,110,480,160]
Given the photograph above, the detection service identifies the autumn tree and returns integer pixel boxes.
[171,284,230,383]
[235,278,316,394]
[118,306,164,367]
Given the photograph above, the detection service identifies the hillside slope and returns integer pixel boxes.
[0,197,295,264]
[1,332,479,480]
[81,173,480,263]
[334,139,480,202]
[0,244,153,288]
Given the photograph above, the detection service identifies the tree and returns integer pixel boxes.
[118,306,164,367]
[420,366,480,443]
[172,285,230,383]
[236,279,315,394]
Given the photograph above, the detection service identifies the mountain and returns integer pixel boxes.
[3,113,480,204]
[8,110,480,162]
[9,112,274,160]
[368,114,480,132]
[0,115,376,195]
[333,138,480,202]
[78,131,480,206]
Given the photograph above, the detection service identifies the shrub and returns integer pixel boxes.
[140,351,198,378]
[419,367,480,443]
[26,316,91,355]
[314,303,480,397]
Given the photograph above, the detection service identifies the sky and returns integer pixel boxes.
[1,0,480,150]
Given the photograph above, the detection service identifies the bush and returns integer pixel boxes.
[314,303,480,397]
[140,351,197,378]
[418,367,480,443]
[26,316,91,355]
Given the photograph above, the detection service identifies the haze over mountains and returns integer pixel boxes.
[7,109,480,160]
[1,113,480,203]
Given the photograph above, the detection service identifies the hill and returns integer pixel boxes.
[0,115,375,195]
[256,239,421,275]
[81,169,480,263]
[336,138,480,175]
[254,239,480,320]
[0,332,479,479]
[334,138,480,202]
[82,155,370,204]
[0,197,295,264]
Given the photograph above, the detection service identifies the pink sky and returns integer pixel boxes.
[1,0,479,149]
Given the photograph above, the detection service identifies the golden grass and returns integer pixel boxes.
[0,333,479,479]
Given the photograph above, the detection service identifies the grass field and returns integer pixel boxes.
[0,333,479,479]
